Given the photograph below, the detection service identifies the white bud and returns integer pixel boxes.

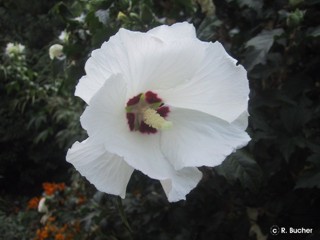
[49,44,64,60]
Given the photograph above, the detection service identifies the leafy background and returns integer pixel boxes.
[0,0,319,239]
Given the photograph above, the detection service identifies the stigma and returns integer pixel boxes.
[143,108,172,130]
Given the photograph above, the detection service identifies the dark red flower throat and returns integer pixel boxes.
[126,91,170,134]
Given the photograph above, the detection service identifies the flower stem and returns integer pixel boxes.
[116,197,133,234]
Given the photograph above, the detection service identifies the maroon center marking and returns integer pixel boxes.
[145,91,162,103]
[126,94,142,106]
[157,106,170,118]
[126,91,170,134]
[126,113,135,131]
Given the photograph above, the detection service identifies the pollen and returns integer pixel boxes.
[143,108,172,130]
[126,91,171,134]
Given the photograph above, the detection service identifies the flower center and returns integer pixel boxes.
[126,91,171,134]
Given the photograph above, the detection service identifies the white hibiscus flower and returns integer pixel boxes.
[66,22,250,202]
[5,42,25,57]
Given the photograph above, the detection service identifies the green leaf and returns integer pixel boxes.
[280,106,312,133]
[53,2,73,20]
[278,137,299,162]
[176,0,195,13]
[244,28,284,71]
[237,0,263,12]
[141,3,154,23]
[95,9,109,25]
[86,11,103,32]
[306,153,320,168]
[196,15,222,41]
[295,172,320,189]
[295,154,320,189]
[305,0,320,5]
[216,151,263,192]
[307,26,320,37]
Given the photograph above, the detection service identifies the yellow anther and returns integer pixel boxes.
[143,108,172,130]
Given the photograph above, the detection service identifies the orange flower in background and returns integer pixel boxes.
[33,182,82,240]
[54,233,65,240]
[34,218,79,240]
[28,196,41,209]
[48,216,56,223]
[42,182,66,196]
[77,195,86,205]
[35,228,49,240]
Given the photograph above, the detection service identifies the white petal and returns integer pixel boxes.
[66,139,134,198]
[80,74,127,139]
[147,22,197,41]
[110,29,206,97]
[160,167,202,202]
[74,44,119,103]
[161,108,251,170]
[231,110,249,130]
[80,74,179,181]
[105,131,175,180]
[75,75,105,104]
[76,28,206,103]
[156,41,249,123]
[136,38,205,94]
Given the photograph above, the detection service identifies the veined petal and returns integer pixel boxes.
[156,41,249,123]
[75,75,105,104]
[160,108,251,170]
[105,130,175,180]
[80,74,127,139]
[231,110,249,130]
[80,74,179,181]
[114,29,206,97]
[76,28,206,103]
[75,40,124,103]
[160,167,202,202]
[66,139,134,198]
[147,22,197,41]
